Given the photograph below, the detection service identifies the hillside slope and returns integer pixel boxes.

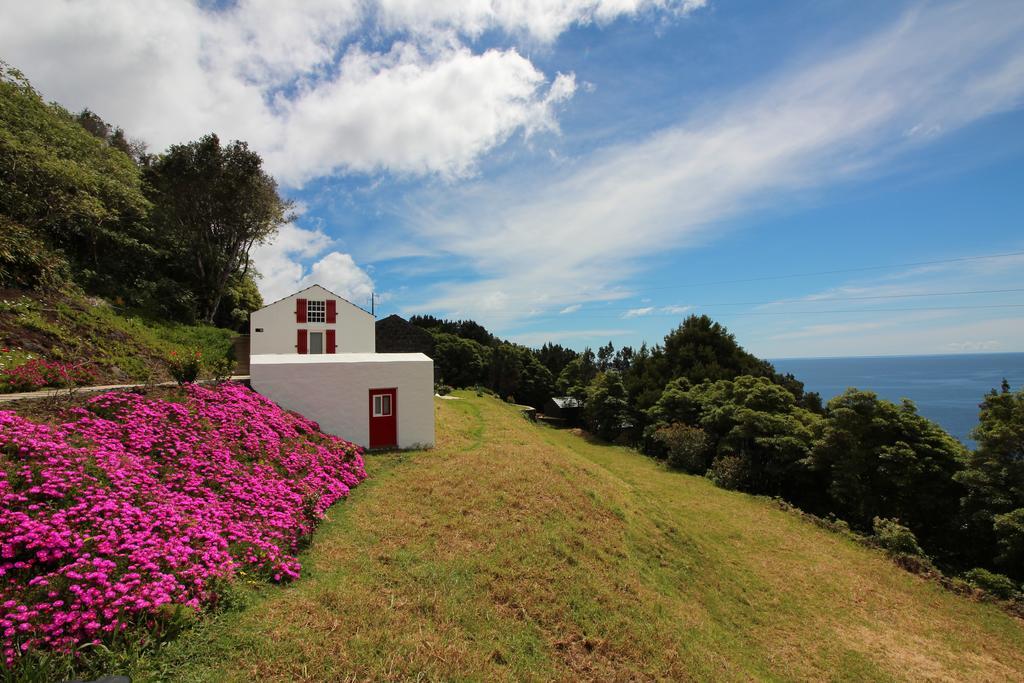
[141,393,1024,681]
[0,290,237,387]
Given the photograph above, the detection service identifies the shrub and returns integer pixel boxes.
[167,349,202,384]
[435,384,453,396]
[871,517,928,558]
[706,454,748,491]
[0,359,98,393]
[652,423,710,473]
[205,355,235,382]
[963,568,1019,600]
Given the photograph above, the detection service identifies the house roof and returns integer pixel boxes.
[549,396,582,409]
[251,352,431,364]
[255,284,373,317]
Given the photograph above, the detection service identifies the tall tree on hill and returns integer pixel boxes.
[146,134,290,323]
[955,381,1024,578]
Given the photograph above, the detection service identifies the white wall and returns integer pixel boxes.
[250,354,435,449]
[249,284,375,355]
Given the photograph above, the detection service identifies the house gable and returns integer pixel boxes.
[250,284,375,355]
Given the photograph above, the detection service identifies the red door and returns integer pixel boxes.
[369,388,397,448]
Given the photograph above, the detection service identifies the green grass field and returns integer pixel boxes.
[132,391,1024,681]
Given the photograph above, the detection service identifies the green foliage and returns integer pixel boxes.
[962,568,1019,601]
[706,454,747,491]
[584,371,631,441]
[167,349,203,384]
[0,62,154,297]
[214,271,263,331]
[651,423,711,473]
[993,508,1024,573]
[955,382,1024,578]
[650,375,822,497]
[433,333,489,387]
[145,134,290,323]
[0,217,69,289]
[488,343,554,410]
[809,389,966,547]
[556,348,597,400]
[871,517,928,558]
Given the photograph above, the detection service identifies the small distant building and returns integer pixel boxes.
[248,285,434,450]
[545,396,582,422]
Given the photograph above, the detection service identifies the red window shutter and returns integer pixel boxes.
[297,329,308,354]
[326,299,337,324]
[296,298,307,323]
[326,329,336,354]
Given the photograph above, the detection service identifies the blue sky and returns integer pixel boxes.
[3,0,1023,357]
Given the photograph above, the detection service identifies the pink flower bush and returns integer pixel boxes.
[1,359,98,393]
[0,382,366,665]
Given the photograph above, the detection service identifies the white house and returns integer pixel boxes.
[249,284,375,355]
[248,285,435,450]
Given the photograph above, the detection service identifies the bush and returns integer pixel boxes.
[0,358,98,393]
[435,384,453,396]
[652,423,710,473]
[963,568,1019,600]
[871,517,928,558]
[706,454,748,491]
[205,355,235,382]
[167,349,202,384]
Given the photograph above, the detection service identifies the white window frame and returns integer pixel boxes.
[373,393,392,417]
[307,299,326,323]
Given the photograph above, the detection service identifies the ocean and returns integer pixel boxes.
[770,353,1024,446]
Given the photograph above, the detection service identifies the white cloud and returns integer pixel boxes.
[560,304,582,314]
[0,0,696,185]
[407,1,1024,327]
[622,304,691,318]
[251,223,375,304]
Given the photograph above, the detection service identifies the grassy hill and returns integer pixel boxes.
[127,392,1024,682]
[0,289,237,387]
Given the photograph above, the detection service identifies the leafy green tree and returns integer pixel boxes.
[556,348,597,399]
[488,343,553,408]
[214,271,263,331]
[433,333,489,387]
[810,389,967,549]
[0,62,153,293]
[537,342,577,378]
[955,382,1024,577]
[651,423,711,473]
[657,376,822,496]
[146,134,290,323]
[585,371,632,441]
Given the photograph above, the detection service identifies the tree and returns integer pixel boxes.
[537,342,577,378]
[488,343,553,408]
[585,371,631,441]
[433,333,488,387]
[650,375,821,496]
[214,271,264,331]
[810,389,967,550]
[1,63,152,294]
[556,348,597,400]
[146,134,290,323]
[955,382,1024,577]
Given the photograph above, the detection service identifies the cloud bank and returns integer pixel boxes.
[406,1,1024,327]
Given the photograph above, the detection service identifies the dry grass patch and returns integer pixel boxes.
[133,392,1024,682]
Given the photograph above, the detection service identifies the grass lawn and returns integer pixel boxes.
[131,391,1024,681]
